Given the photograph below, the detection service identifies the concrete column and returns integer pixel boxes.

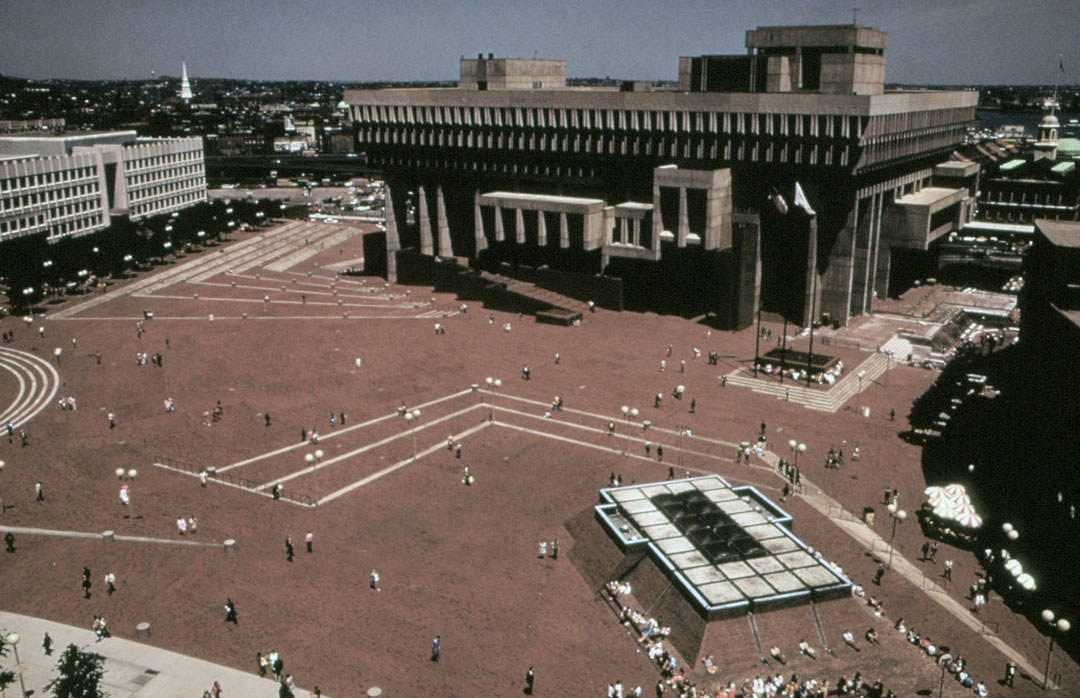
[474,194,488,253]
[802,216,819,326]
[436,185,451,257]
[652,183,663,250]
[818,211,857,326]
[136,622,151,640]
[874,242,892,302]
[865,192,884,313]
[850,197,872,316]
[538,209,548,246]
[515,207,525,244]
[559,212,569,248]
[418,184,434,256]
[384,182,402,282]
[103,530,115,543]
[677,186,689,246]
[633,218,642,246]
[495,205,505,242]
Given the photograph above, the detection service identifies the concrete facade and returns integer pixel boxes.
[0,131,207,243]
[345,23,978,327]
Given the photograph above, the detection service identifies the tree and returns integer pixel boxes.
[0,635,13,695]
[45,644,105,698]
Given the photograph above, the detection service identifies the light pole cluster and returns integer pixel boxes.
[788,439,806,468]
[1041,609,1070,690]
[5,631,27,697]
[116,467,137,528]
[486,377,502,422]
[621,406,638,456]
[857,369,868,414]
[305,449,324,505]
[886,501,907,569]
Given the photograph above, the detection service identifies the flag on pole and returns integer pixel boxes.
[1061,54,1067,75]
[794,182,816,217]
[770,187,788,215]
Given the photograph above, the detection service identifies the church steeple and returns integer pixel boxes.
[179,59,193,101]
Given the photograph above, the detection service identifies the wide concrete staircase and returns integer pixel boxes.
[480,271,590,314]
[725,335,913,412]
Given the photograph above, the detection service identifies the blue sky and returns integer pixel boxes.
[1,0,1077,84]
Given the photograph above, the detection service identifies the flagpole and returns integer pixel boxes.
[753,297,762,378]
[805,215,817,387]
[780,314,788,383]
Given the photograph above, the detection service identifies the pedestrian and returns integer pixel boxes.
[330,413,336,427]
[39,325,44,338]
[551,538,559,560]
[667,466,675,480]
[177,517,187,535]
[36,481,45,502]
[305,530,313,553]
[889,408,895,422]
[655,393,662,408]
[82,567,92,598]
[554,352,560,364]
[455,443,462,459]
[522,366,530,380]
[189,516,197,534]
[920,541,929,560]
[301,427,307,442]
[720,374,727,387]
[257,652,267,677]
[108,412,116,429]
[644,441,651,456]
[526,666,535,694]
[538,540,547,558]
[224,598,238,623]
[690,398,695,414]
[200,470,208,487]
[760,421,766,435]
[608,421,616,436]
[679,359,685,373]
[929,542,938,562]
[1004,660,1016,687]
[660,360,666,372]
[873,564,885,585]
[657,445,663,462]
[43,631,53,656]
[340,411,345,426]
[265,412,272,427]
[886,487,894,505]
[370,569,380,590]
[943,560,953,580]
[285,535,294,562]
[4,531,15,552]
[431,635,440,662]
[105,571,116,595]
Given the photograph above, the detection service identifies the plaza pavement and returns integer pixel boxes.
[0,610,326,698]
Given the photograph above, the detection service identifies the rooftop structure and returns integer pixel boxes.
[345,23,979,328]
[179,59,194,101]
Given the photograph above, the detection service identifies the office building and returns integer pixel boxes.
[0,125,207,244]
[345,24,980,327]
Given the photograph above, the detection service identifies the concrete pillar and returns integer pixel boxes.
[436,185,451,257]
[136,622,151,640]
[818,210,857,326]
[537,209,548,246]
[224,538,237,553]
[803,216,819,327]
[874,242,892,302]
[495,205,505,242]
[103,530,115,544]
[418,184,434,255]
[474,194,488,253]
[559,212,569,248]
[677,187,689,246]
[515,207,525,244]
[384,183,402,282]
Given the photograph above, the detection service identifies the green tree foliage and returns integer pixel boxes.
[45,644,105,698]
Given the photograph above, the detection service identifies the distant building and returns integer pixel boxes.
[345,23,979,327]
[0,130,207,243]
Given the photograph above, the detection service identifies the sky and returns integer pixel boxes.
[0,0,1078,85]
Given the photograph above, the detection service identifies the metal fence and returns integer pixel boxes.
[155,455,316,507]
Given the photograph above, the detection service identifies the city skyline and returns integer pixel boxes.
[1,0,1078,85]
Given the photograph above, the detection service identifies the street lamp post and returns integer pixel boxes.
[404,409,422,459]
[886,502,907,569]
[54,347,62,367]
[485,377,501,422]
[5,631,26,697]
[788,439,806,469]
[621,406,638,456]
[116,467,138,528]
[305,449,324,505]
[1041,609,1070,690]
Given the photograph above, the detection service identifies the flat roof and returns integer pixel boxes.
[1036,219,1080,248]
[895,187,965,207]
[481,191,604,206]
[0,130,137,141]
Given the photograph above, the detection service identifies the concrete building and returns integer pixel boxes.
[345,24,979,327]
[0,129,206,244]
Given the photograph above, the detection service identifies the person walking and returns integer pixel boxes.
[105,571,116,596]
[42,632,53,656]
[943,560,953,580]
[108,412,116,429]
[305,530,313,553]
[526,666,535,694]
[1004,660,1016,687]
[224,598,238,623]
[81,567,92,598]
[285,535,294,562]
[370,569,380,590]
[431,635,440,662]
[35,481,45,502]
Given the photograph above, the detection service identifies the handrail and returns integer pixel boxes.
[155,455,316,507]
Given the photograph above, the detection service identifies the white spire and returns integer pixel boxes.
[179,59,193,101]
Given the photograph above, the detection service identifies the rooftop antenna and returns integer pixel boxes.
[1052,53,1064,115]
[533,49,538,59]
[852,7,859,25]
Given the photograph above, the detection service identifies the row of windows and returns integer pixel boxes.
[129,177,206,203]
[0,167,96,193]
[127,164,205,188]
[125,149,202,172]
[132,190,205,218]
[0,211,102,238]
[363,126,853,167]
[354,103,873,140]
[0,183,100,213]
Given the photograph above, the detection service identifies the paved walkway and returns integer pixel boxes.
[0,610,327,698]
